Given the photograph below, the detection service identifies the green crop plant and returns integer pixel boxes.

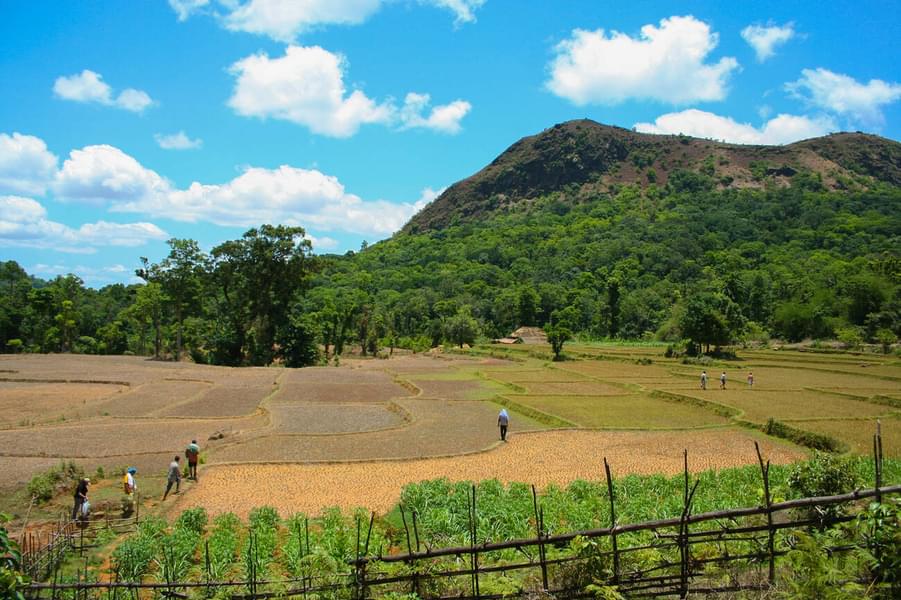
[207,513,241,581]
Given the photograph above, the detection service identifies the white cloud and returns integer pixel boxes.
[228,46,392,137]
[228,46,470,137]
[0,132,59,195]
[31,263,138,285]
[416,186,445,205]
[0,196,167,253]
[398,93,471,133]
[54,145,171,204]
[169,0,210,21]
[113,164,422,236]
[224,0,383,42]
[305,233,339,251]
[741,23,795,62]
[53,70,154,113]
[547,15,739,105]
[634,108,835,145]
[155,131,203,150]
[17,134,426,239]
[176,0,484,42]
[786,68,901,126]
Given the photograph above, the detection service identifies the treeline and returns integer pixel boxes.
[1,184,900,364]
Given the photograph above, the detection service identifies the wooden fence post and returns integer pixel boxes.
[604,458,620,585]
[470,485,480,599]
[679,450,700,599]
[532,485,548,592]
[874,420,883,504]
[755,442,776,585]
[399,506,418,597]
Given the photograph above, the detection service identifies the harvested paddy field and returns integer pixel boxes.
[0,415,264,458]
[266,403,406,434]
[0,381,127,427]
[506,394,729,428]
[210,398,543,462]
[95,380,213,417]
[789,417,901,457]
[174,428,804,517]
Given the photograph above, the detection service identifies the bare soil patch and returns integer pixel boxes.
[274,381,412,403]
[0,415,265,458]
[409,379,492,400]
[209,398,537,463]
[175,428,804,518]
[160,385,271,417]
[94,381,212,417]
[267,403,405,434]
[0,381,127,427]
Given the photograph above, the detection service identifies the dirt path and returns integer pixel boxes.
[173,428,805,518]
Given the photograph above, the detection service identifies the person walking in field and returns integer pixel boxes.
[498,408,510,441]
[163,455,181,500]
[720,371,727,390]
[72,477,89,520]
[185,440,200,480]
[700,370,708,390]
[747,372,754,388]
[123,467,137,516]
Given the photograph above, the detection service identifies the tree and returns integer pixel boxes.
[546,306,578,360]
[516,287,540,327]
[210,226,315,365]
[278,307,321,367]
[445,306,480,347]
[679,293,735,354]
[138,239,206,361]
[123,282,166,357]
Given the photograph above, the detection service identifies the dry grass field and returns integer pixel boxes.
[1,346,898,516]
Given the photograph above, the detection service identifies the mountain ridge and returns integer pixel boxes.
[403,119,901,233]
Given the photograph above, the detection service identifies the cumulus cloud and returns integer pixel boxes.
[398,93,471,133]
[741,23,795,62]
[31,262,138,285]
[634,108,835,145]
[228,46,470,136]
[155,131,203,150]
[547,15,739,105]
[169,0,210,21]
[0,132,59,195]
[786,68,901,126]
[16,134,427,239]
[113,165,423,235]
[0,196,167,253]
[174,0,484,42]
[54,145,171,204]
[53,70,154,113]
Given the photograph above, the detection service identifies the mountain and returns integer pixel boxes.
[404,120,901,233]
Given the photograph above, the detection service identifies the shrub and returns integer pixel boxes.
[5,339,23,353]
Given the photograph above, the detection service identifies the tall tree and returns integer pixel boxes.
[138,239,206,361]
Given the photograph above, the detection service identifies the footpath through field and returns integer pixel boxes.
[172,428,803,517]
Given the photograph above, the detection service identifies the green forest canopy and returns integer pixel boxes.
[2,183,899,365]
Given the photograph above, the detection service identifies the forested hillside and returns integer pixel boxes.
[2,122,900,364]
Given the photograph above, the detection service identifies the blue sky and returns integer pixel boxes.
[1,0,899,286]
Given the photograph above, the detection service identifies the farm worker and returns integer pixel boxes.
[498,408,510,441]
[163,455,181,500]
[123,467,137,516]
[123,467,137,494]
[700,371,708,390]
[747,372,754,388]
[72,477,89,520]
[720,372,727,390]
[185,440,200,480]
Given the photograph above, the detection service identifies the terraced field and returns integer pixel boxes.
[1,346,898,516]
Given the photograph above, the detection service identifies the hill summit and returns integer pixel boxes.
[404,119,901,233]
